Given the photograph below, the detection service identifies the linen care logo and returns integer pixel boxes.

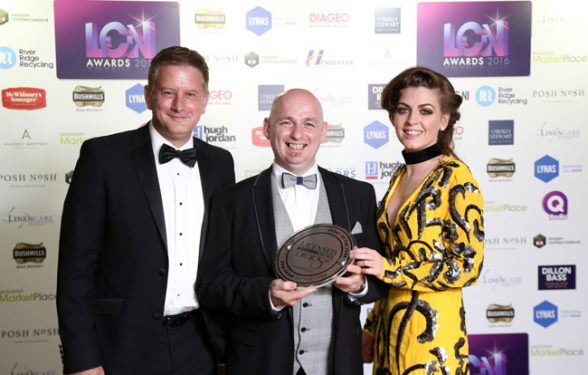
[2,87,46,110]
[54,0,180,79]
[417,2,531,77]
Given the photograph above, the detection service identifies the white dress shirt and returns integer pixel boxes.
[150,124,204,316]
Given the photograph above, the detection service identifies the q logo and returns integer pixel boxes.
[543,191,568,219]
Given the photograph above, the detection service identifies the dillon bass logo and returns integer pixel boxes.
[54,0,180,79]
[417,1,532,77]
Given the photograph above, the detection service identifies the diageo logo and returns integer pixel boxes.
[72,86,105,107]
[13,242,46,264]
[486,303,515,323]
[487,158,515,177]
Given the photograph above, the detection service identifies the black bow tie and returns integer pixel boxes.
[281,172,318,189]
[158,144,197,167]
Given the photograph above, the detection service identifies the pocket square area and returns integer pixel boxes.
[351,221,363,234]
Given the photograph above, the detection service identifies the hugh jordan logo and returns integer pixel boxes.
[2,87,46,110]
[73,85,105,107]
[13,242,46,264]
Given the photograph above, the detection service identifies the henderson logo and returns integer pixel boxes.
[13,242,47,264]
[195,8,225,29]
[2,87,46,110]
[72,85,105,107]
[487,158,515,177]
[486,303,515,323]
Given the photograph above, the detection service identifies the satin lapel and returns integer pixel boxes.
[194,137,214,259]
[251,168,278,272]
[320,167,351,232]
[130,127,167,249]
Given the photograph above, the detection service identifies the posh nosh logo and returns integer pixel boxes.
[54,0,180,79]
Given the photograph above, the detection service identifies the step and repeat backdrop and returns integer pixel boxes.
[0,0,586,373]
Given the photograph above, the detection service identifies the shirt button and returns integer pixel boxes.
[159,269,166,276]
[179,232,183,236]
[301,327,308,332]
[299,350,305,355]
[302,303,311,308]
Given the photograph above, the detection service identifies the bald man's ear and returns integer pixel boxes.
[320,121,328,142]
[263,117,271,139]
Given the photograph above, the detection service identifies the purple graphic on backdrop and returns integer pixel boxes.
[468,333,529,375]
[417,2,532,77]
[543,191,568,219]
[54,0,179,79]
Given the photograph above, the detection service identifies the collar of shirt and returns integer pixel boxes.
[271,163,321,231]
[149,121,195,160]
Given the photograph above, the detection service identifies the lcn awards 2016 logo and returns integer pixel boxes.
[54,0,180,79]
[417,1,532,77]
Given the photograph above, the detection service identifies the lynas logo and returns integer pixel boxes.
[444,16,508,57]
[534,155,559,183]
[246,6,272,36]
[534,300,558,328]
[125,84,146,113]
[364,121,388,149]
[85,20,156,58]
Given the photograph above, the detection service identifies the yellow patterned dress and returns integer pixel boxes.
[364,156,484,375]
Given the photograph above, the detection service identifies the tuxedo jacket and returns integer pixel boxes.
[197,167,386,375]
[56,125,234,374]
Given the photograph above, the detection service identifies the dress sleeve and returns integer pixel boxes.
[378,162,485,292]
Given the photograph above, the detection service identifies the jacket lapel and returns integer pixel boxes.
[252,168,278,272]
[130,126,167,250]
[320,167,351,232]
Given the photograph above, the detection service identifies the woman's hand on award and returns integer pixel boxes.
[351,247,384,279]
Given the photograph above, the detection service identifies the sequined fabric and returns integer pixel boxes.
[365,156,484,375]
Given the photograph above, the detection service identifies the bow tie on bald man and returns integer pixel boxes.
[281,172,317,189]
[158,144,198,167]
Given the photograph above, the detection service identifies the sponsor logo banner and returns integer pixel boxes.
[2,87,46,110]
[468,333,529,374]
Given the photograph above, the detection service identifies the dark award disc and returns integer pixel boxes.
[273,224,354,287]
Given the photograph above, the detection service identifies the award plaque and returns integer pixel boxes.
[274,224,355,287]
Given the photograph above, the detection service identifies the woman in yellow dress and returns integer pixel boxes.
[352,67,484,375]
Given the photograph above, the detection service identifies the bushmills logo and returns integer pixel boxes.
[73,86,105,107]
[195,8,225,29]
[487,158,515,178]
[486,304,515,323]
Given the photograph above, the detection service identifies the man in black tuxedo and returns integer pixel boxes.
[197,88,386,375]
[56,46,234,375]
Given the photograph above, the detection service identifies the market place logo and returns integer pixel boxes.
[258,84,284,111]
[0,46,16,69]
[416,1,532,77]
[2,87,46,110]
[3,206,53,229]
[364,121,389,149]
[195,8,225,29]
[486,158,515,178]
[532,51,587,64]
[486,303,515,323]
[374,8,400,34]
[534,300,558,328]
[543,190,568,220]
[308,11,350,28]
[60,132,85,146]
[485,201,527,214]
[324,123,345,144]
[13,242,47,267]
[0,290,56,303]
[530,345,585,358]
[246,6,272,35]
[534,155,558,183]
[126,83,146,113]
[488,120,514,145]
[54,0,180,79]
[72,85,104,109]
[368,84,384,110]
[538,265,576,290]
